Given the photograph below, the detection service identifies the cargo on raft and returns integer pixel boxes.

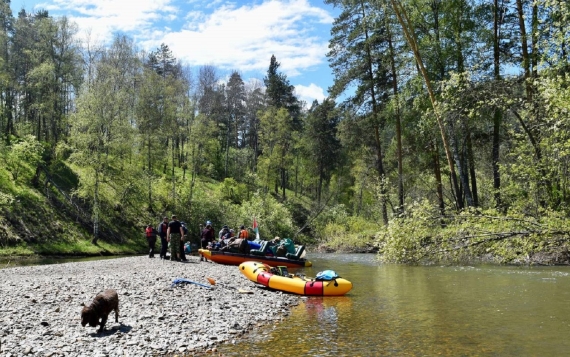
[198,248,312,268]
[239,261,353,296]
[199,237,312,268]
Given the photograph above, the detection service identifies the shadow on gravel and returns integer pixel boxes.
[89,323,132,337]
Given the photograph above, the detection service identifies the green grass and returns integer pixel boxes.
[0,238,146,257]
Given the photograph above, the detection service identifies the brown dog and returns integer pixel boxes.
[81,289,119,333]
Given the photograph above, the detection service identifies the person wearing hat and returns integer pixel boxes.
[200,221,215,261]
[157,216,169,259]
[167,215,184,262]
[145,224,157,258]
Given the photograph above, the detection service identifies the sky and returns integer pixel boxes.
[10,0,340,105]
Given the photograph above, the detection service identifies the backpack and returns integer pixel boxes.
[181,222,189,235]
[315,270,340,281]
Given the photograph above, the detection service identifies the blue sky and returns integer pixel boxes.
[10,0,340,104]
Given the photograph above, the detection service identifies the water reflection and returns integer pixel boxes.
[218,254,570,356]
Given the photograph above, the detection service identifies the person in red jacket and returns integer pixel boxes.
[238,225,249,240]
[145,224,157,258]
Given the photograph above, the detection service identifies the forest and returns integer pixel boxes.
[1,0,570,264]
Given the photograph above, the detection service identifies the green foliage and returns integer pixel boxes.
[4,6,570,263]
[232,192,295,240]
[377,200,570,264]
[7,135,44,181]
[220,177,247,204]
[0,191,14,207]
[311,203,381,250]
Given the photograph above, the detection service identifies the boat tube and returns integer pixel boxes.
[239,261,352,296]
[199,249,312,267]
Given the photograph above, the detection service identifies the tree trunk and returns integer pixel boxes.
[281,168,286,200]
[386,17,404,213]
[492,0,502,209]
[92,167,100,245]
[447,117,471,208]
[359,0,388,225]
[171,139,176,206]
[390,0,462,210]
[516,0,532,101]
[531,1,538,78]
[466,131,478,206]
[147,135,152,209]
[432,140,445,215]
[225,118,230,178]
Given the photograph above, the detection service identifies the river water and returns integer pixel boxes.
[218,253,570,357]
[3,253,568,356]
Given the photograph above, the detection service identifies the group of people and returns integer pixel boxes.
[145,215,189,261]
[197,221,251,261]
[144,216,251,262]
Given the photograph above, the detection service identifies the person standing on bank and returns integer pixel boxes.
[167,215,184,262]
[157,216,169,259]
[200,221,215,262]
[179,222,189,262]
[145,224,157,258]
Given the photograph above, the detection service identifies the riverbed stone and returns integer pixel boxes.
[0,256,299,356]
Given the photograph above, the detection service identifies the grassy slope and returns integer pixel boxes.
[0,159,317,257]
[0,160,144,257]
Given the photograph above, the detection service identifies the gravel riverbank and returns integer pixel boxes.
[0,256,301,356]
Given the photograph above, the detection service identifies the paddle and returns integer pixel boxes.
[206,277,253,294]
[171,278,212,289]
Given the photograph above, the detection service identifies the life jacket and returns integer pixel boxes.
[239,229,249,239]
[145,227,156,238]
[158,222,168,236]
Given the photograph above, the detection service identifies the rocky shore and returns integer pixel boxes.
[0,256,301,356]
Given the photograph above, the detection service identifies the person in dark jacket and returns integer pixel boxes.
[167,215,184,262]
[157,217,169,259]
[200,221,215,262]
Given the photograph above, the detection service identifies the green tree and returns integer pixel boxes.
[224,71,246,177]
[258,107,294,199]
[327,0,393,224]
[303,99,341,204]
[263,55,301,128]
[70,35,138,244]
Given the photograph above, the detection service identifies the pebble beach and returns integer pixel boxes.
[0,256,301,356]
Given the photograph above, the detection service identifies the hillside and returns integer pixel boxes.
[0,153,322,257]
[0,158,146,257]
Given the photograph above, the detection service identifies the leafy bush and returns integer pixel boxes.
[376,200,570,264]
[7,135,44,181]
[233,192,295,240]
[0,191,14,207]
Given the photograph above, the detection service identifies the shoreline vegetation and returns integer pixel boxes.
[2,3,570,268]
[0,256,301,356]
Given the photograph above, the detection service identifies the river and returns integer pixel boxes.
[217,253,570,357]
[3,253,568,356]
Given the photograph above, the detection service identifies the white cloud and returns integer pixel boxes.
[156,0,332,78]
[294,83,326,104]
[27,0,334,88]
[38,0,178,43]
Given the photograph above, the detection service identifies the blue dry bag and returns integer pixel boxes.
[315,270,340,281]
